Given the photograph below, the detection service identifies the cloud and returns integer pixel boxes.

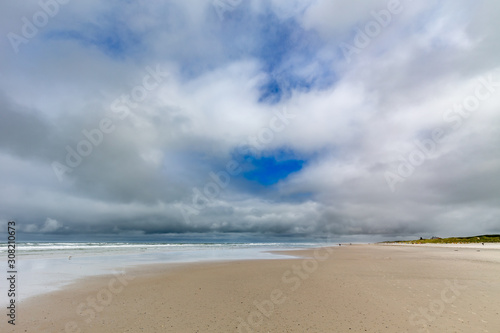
[0,0,499,240]
[24,218,64,234]
[40,218,63,233]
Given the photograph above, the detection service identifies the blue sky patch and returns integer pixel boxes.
[214,7,336,104]
[241,153,305,186]
[45,14,142,59]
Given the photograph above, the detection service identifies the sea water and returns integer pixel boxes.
[0,241,330,304]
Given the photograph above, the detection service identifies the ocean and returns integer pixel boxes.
[0,241,332,304]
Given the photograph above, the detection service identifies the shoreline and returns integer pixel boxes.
[0,243,317,306]
[3,244,500,332]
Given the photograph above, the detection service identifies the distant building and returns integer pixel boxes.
[431,236,441,239]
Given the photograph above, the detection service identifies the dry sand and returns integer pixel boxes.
[3,244,500,332]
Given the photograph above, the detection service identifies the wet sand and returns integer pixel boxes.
[3,244,500,332]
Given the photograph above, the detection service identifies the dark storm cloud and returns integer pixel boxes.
[0,0,499,240]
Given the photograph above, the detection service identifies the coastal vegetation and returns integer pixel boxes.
[382,234,500,244]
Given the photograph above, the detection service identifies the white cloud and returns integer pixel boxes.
[0,0,499,239]
[40,218,63,233]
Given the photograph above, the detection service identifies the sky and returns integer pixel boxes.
[1,0,499,242]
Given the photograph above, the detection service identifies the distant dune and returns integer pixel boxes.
[381,234,500,244]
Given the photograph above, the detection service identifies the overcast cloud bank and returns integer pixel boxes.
[1,0,499,240]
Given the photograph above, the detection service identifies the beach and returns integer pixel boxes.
[3,244,500,332]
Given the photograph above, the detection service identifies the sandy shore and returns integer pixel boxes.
[3,244,499,332]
